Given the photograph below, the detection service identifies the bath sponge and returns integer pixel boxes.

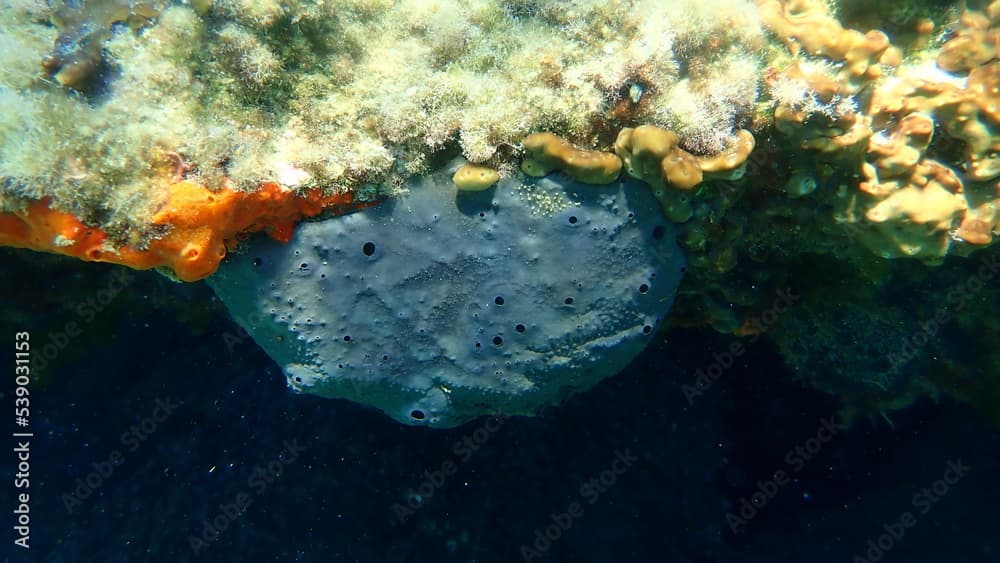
[209,160,685,427]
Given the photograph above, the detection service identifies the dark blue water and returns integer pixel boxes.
[2,250,998,562]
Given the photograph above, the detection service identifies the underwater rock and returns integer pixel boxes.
[0,0,766,246]
[209,162,685,427]
[44,0,164,91]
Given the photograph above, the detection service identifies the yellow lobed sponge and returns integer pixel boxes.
[452,163,501,191]
[520,133,622,185]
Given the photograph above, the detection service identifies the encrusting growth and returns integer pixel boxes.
[0,0,768,267]
[520,133,623,185]
[764,0,1000,261]
[0,179,367,281]
[453,163,501,191]
[612,126,754,222]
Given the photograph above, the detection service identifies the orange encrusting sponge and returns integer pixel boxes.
[0,180,368,281]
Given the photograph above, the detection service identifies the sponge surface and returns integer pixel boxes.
[209,162,685,427]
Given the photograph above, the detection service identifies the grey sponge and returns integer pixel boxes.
[208,161,685,427]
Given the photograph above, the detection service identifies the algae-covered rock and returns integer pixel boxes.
[0,0,767,244]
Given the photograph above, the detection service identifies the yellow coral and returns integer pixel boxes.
[936,8,999,73]
[697,129,756,178]
[765,0,1000,259]
[771,62,872,154]
[614,126,699,222]
[613,125,756,223]
[452,163,500,191]
[614,126,702,190]
[757,0,900,87]
[520,133,622,185]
